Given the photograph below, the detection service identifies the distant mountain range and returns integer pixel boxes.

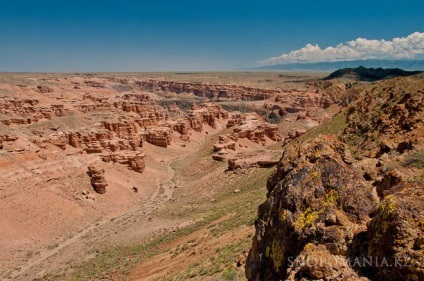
[251,59,424,71]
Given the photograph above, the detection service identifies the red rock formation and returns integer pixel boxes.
[167,103,180,114]
[282,128,307,145]
[36,85,53,93]
[0,99,66,125]
[213,134,237,153]
[101,121,143,150]
[145,127,172,148]
[102,151,145,173]
[190,102,229,129]
[226,112,244,128]
[170,119,191,136]
[228,156,278,170]
[87,163,108,194]
[232,113,281,143]
[134,79,278,101]
[84,80,105,88]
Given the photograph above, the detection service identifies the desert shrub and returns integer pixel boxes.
[222,268,237,281]
[403,151,424,168]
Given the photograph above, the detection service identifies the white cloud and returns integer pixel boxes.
[260,32,424,65]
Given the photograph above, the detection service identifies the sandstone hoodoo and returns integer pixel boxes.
[87,163,108,194]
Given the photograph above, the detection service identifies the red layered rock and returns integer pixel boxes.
[190,102,229,129]
[36,85,53,93]
[145,127,172,148]
[0,99,66,125]
[84,80,105,88]
[167,103,180,114]
[226,112,244,128]
[168,118,191,139]
[87,163,108,194]
[134,79,279,101]
[102,151,145,173]
[283,128,307,145]
[213,134,237,152]
[233,113,281,143]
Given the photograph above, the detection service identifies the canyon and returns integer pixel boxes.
[0,71,422,280]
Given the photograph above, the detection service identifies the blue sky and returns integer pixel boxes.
[0,0,423,71]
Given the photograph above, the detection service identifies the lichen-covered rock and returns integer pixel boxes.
[352,181,424,281]
[246,135,378,280]
[286,244,364,280]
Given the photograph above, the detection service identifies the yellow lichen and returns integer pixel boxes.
[310,171,318,179]
[303,243,315,251]
[270,239,285,272]
[380,195,396,219]
[294,190,339,231]
[323,189,339,207]
[280,210,288,223]
[294,207,319,231]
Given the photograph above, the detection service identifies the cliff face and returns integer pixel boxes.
[134,79,279,101]
[246,75,424,281]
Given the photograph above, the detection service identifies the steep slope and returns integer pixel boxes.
[246,75,424,280]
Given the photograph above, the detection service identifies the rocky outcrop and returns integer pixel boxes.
[0,99,66,125]
[102,151,145,173]
[190,102,229,128]
[228,156,279,170]
[36,85,54,93]
[274,91,333,111]
[84,80,105,88]
[134,79,279,100]
[232,113,281,144]
[352,181,424,280]
[167,103,229,140]
[167,103,180,114]
[211,134,238,161]
[325,66,423,82]
[246,135,379,280]
[145,127,172,148]
[246,76,424,281]
[342,76,424,158]
[87,163,108,194]
[282,128,307,145]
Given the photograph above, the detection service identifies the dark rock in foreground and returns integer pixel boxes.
[324,66,422,82]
